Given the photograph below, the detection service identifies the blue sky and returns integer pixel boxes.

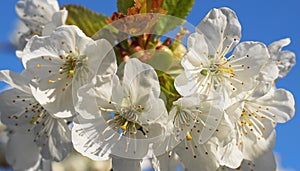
[0,0,299,170]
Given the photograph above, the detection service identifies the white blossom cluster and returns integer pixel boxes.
[0,0,296,171]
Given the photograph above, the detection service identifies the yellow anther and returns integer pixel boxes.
[48,79,54,83]
[37,64,41,68]
[186,131,193,141]
[243,115,252,126]
[120,121,129,131]
[69,70,74,76]
[29,115,40,124]
[57,77,61,81]
[219,68,234,74]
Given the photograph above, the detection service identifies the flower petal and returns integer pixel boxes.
[30,80,74,118]
[229,42,269,95]
[16,0,59,33]
[268,38,296,77]
[6,131,41,171]
[72,39,116,106]
[111,156,142,171]
[42,9,68,36]
[0,70,31,93]
[196,7,241,55]
[39,118,72,161]
[123,58,161,101]
[0,88,33,129]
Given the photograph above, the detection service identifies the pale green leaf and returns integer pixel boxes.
[64,5,108,37]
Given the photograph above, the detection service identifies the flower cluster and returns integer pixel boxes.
[0,0,296,171]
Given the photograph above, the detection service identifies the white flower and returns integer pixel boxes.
[13,0,67,49]
[154,92,244,171]
[225,87,295,161]
[175,8,268,97]
[156,121,243,171]
[5,130,52,171]
[0,70,72,162]
[268,38,296,78]
[21,25,113,118]
[72,58,168,160]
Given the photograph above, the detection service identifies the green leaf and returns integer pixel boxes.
[117,0,135,14]
[157,70,181,111]
[154,0,194,35]
[163,0,194,19]
[64,5,108,37]
[145,48,174,72]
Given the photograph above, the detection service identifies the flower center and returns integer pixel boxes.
[60,53,88,78]
[99,97,145,136]
[200,57,233,77]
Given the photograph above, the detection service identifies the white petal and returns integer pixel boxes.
[139,98,168,125]
[30,81,74,118]
[174,72,199,96]
[252,62,279,98]
[154,153,182,171]
[11,20,31,50]
[196,7,241,55]
[72,117,112,161]
[186,33,209,68]
[39,118,72,161]
[72,39,116,105]
[111,156,142,171]
[16,0,59,37]
[0,88,33,129]
[217,150,276,171]
[42,9,68,36]
[251,151,276,170]
[72,115,155,160]
[0,70,31,93]
[6,131,41,171]
[268,38,296,78]
[218,139,243,168]
[175,142,219,171]
[255,88,295,123]
[242,129,276,161]
[123,58,161,102]
[229,42,269,94]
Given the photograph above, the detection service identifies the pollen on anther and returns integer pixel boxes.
[37,64,41,68]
